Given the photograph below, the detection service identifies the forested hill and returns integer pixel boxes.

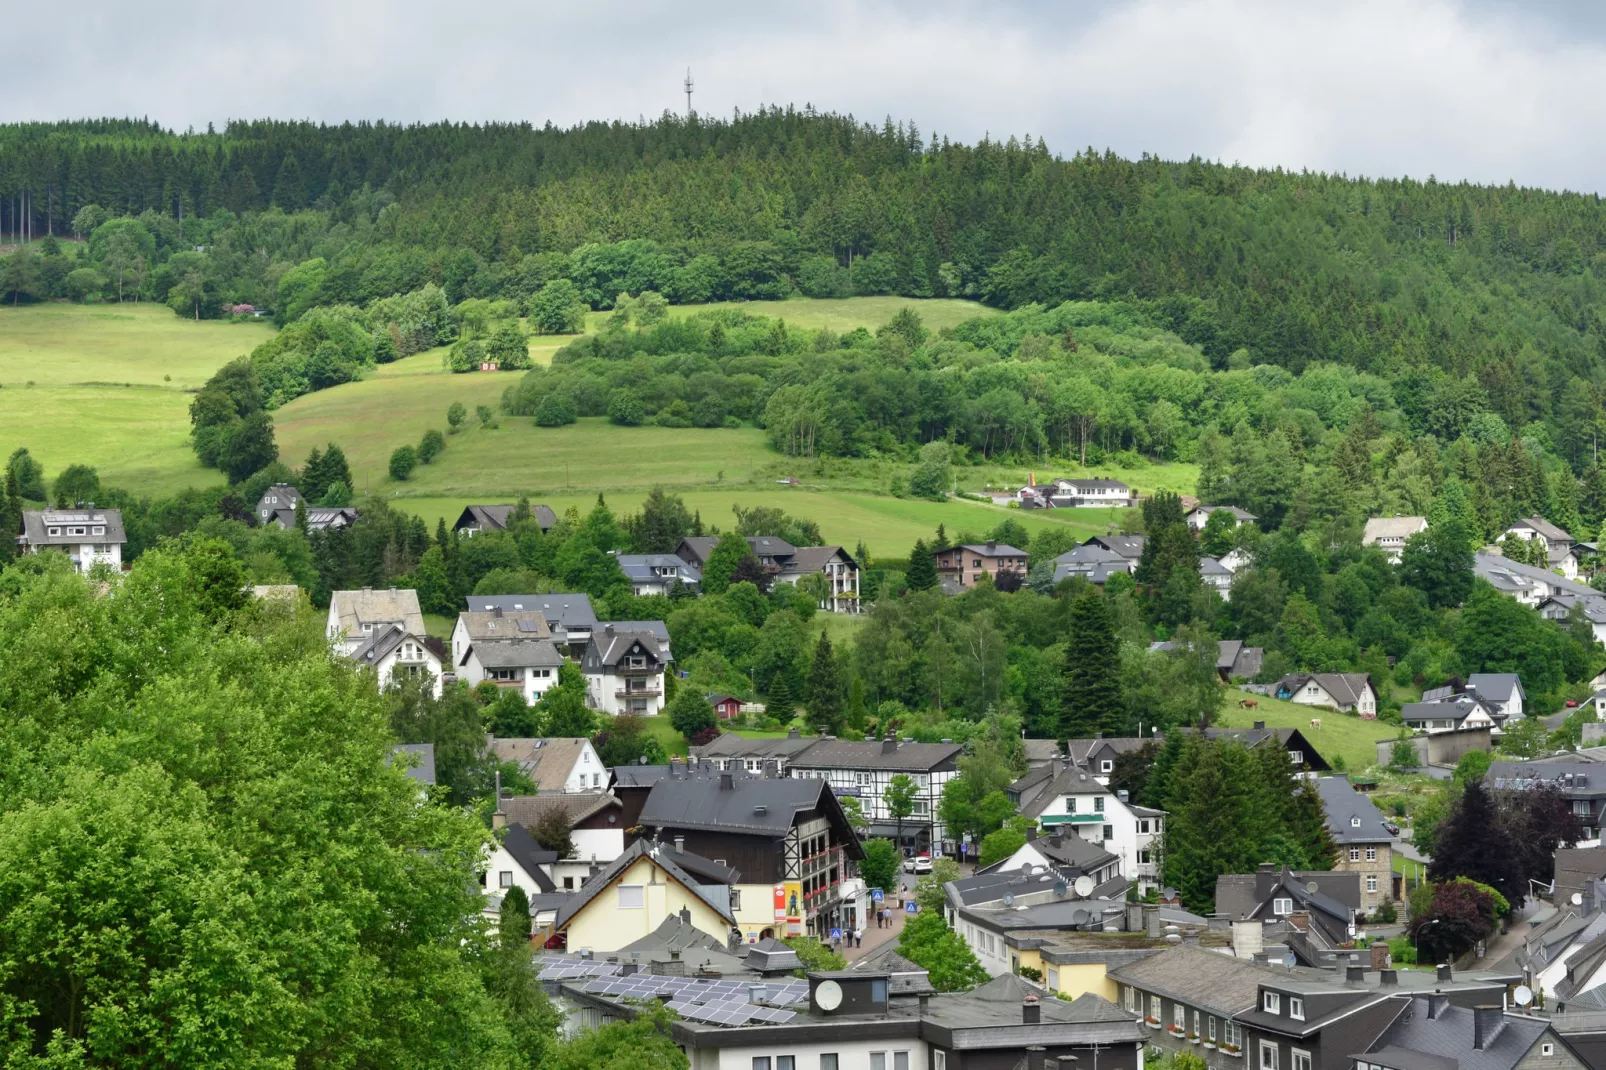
[7,111,1606,421]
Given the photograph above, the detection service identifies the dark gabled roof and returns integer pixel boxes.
[1060,737,1151,765]
[1371,997,1556,1070]
[388,743,436,786]
[501,792,622,829]
[1109,944,1280,1017]
[789,738,963,772]
[554,838,737,929]
[1084,534,1147,559]
[1555,848,1606,907]
[1490,762,1606,796]
[639,776,864,857]
[1189,505,1258,522]
[610,762,763,789]
[19,507,127,547]
[1511,516,1574,544]
[922,973,1145,1041]
[500,823,558,893]
[781,545,857,575]
[587,626,672,668]
[1275,672,1375,707]
[950,542,1028,558]
[454,504,558,532]
[849,944,934,995]
[349,623,437,668]
[1315,776,1395,843]
[616,554,702,586]
[1467,673,1526,703]
[467,638,565,670]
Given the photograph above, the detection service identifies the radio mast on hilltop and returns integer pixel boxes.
[684,68,695,118]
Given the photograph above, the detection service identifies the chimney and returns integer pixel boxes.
[1023,994,1041,1025]
[719,773,734,790]
[1144,903,1162,937]
[918,994,930,1016]
[749,983,767,1003]
[1371,943,1390,970]
[882,736,898,754]
[670,948,681,961]
[493,605,504,617]
[1049,831,1065,849]
[1346,965,1366,983]
[1026,825,1038,843]
[621,963,638,976]
[1253,720,1266,730]
[1426,993,1449,1019]
[1257,862,1275,873]
[674,836,685,854]
[1026,1046,1046,1070]
[491,769,507,830]
[1118,789,1129,802]
[788,728,800,739]
[1094,731,1103,740]
[1474,1005,1505,1050]
[1380,969,1398,986]
[1436,963,1452,983]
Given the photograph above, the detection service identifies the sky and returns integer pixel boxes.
[7,0,1606,192]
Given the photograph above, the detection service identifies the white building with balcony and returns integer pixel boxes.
[451,606,564,703]
[1007,761,1165,892]
[581,622,673,716]
[17,508,125,573]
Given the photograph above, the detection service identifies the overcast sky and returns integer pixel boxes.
[8,0,1606,192]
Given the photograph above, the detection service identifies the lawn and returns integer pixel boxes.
[0,303,272,495]
[1215,693,1397,773]
[666,296,994,334]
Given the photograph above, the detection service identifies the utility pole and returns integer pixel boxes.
[684,68,695,118]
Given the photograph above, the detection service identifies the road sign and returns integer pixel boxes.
[830,928,843,942]
[905,900,919,914]
[871,888,884,903]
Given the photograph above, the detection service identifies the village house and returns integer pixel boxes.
[542,837,740,952]
[254,483,300,524]
[933,541,1029,588]
[483,822,558,905]
[488,736,606,793]
[673,537,862,611]
[787,736,962,854]
[1507,516,1581,579]
[466,593,596,655]
[1214,864,1363,952]
[634,770,864,942]
[707,694,744,720]
[326,586,427,654]
[1150,638,1265,682]
[347,622,442,697]
[1401,693,1500,734]
[16,507,126,573]
[1315,778,1395,913]
[1541,594,1606,646]
[498,792,625,890]
[1008,761,1165,892]
[1361,516,1428,563]
[1355,997,1585,1070]
[581,623,672,716]
[1490,762,1606,840]
[452,503,558,536]
[1191,724,1332,772]
[1052,542,1140,586]
[1273,673,1377,717]
[1187,504,1258,531]
[451,606,565,703]
[613,552,701,596]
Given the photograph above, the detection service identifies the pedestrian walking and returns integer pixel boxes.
[854,927,863,948]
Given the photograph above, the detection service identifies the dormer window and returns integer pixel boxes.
[92,526,104,536]
[48,528,60,537]
[1289,997,1304,1020]
[1350,816,1361,828]
[1273,897,1293,916]
[1263,991,1280,1014]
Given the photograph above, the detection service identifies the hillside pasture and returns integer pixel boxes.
[1216,693,1393,773]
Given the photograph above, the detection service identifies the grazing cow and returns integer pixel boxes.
[1309,718,1322,730]
[1238,699,1259,709]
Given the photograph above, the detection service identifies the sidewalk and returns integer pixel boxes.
[844,905,909,962]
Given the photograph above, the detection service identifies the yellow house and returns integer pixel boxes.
[552,839,738,953]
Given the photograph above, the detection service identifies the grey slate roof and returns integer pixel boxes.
[1275,672,1374,708]
[616,553,702,588]
[1475,552,1599,599]
[501,792,622,830]
[19,507,127,547]
[1213,865,1360,944]
[1542,595,1606,624]
[586,626,672,668]
[1084,534,1147,559]
[499,822,558,893]
[470,638,564,669]
[455,503,558,533]
[953,542,1027,558]
[780,545,856,576]
[389,743,436,785]
[1190,505,1258,523]
[349,623,435,669]
[329,588,427,639]
[639,776,854,844]
[1108,943,1279,1017]
[1555,848,1606,907]
[1316,776,1396,844]
[466,594,597,634]
[690,733,820,762]
[1369,997,1556,1070]
[1467,673,1526,704]
[849,944,935,995]
[1490,762,1606,796]
[1402,694,1497,726]
[489,737,593,791]
[788,738,963,773]
[1511,516,1574,545]
[924,974,1144,1040]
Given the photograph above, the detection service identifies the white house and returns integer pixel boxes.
[326,587,427,656]
[1185,505,1257,532]
[786,738,963,853]
[488,737,607,793]
[349,623,442,697]
[581,623,672,716]
[1199,556,1233,599]
[484,822,558,905]
[776,546,862,614]
[1401,695,1498,734]
[501,793,626,891]
[1008,763,1166,892]
[452,607,565,703]
[613,553,701,597]
[1539,594,1606,647]
[1466,673,1526,720]
[1218,546,1253,573]
[1361,516,1428,563]
[1272,672,1377,717]
[1506,516,1579,579]
[17,508,125,573]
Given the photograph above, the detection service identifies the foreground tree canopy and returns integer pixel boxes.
[0,549,537,1067]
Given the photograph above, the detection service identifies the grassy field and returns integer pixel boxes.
[665,296,992,333]
[0,303,272,495]
[1216,693,1395,772]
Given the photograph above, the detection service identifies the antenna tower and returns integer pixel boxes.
[684,68,695,117]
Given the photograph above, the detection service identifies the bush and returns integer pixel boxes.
[534,393,577,427]
[417,429,446,464]
[667,688,717,741]
[608,390,646,426]
[446,401,467,433]
[388,445,418,481]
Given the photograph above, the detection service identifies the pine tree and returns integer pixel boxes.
[805,631,845,735]
[933,524,948,552]
[905,539,938,592]
[1061,590,1123,739]
[294,497,309,534]
[321,444,353,499]
[766,670,797,722]
[302,446,325,502]
[0,475,15,563]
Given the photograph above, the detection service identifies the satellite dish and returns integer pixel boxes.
[814,980,843,1012]
[1515,986,1534,1007]
[1074,875,1096,897]
[1574,893,1585,906]
[1054,880,1069,899]
[1002,893,1016,907]
[1306,882,1320,894]
[1071,908,1089,926]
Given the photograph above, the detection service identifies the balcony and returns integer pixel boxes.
[616,687,662,699]
[616,664,659,677]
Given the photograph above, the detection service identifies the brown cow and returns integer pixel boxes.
[1238,698,1259,709]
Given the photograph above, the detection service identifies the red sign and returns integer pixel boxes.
[774,885,788,921]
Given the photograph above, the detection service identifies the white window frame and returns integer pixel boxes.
[1289,997,1304,1021]
[1151,995,1161,1020]
[1366,846,1378,861]
[1273,898,1293,916]
[1260,1040,1280,1070]
[753,1059,771,1070]
[1094,796,1105,812]
[1349,847,1361,862]
[1225,1021,1241,1048]
[932,1055,944,1070]
[618,884,645,909]
[1367,876,1379,893]
[1125,986,1136,1013]
[1542,1045,1555,1057]
[1292,1050,1311,1070]
[870,1054,886,1070]
[1209,1016,1217,1041]
[893,1054,909,1070]
[778,1059,795,1070]
[1174,1004,1186,1030]
[1101,759,1113,773]
[1263,991,1280,1014]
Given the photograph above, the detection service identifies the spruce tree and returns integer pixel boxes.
[498,884,531,950]
[0,475,15,563]
[766,670,797,722]
[805,631,845,735]
[302,446,325,501]
[294,497,309,534]
[1061,590,1123,739]
[905,539,938,592]
[321,444,353,499]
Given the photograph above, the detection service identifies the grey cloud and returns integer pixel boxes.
[6,0,1606,191]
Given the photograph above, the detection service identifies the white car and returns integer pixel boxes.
[902,854,933,875]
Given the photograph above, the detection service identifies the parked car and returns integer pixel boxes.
[1567,699,1579,708]
[903,853,932,875]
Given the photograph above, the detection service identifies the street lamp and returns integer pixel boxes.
[1415,918,1440,965]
